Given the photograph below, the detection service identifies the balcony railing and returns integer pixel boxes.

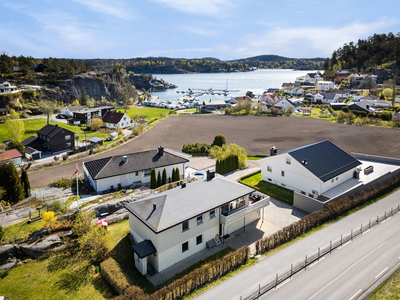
[220,196,269,225]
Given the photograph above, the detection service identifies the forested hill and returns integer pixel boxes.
[323,32,400,73]
[229,55,325,70]
[82,57,249,74]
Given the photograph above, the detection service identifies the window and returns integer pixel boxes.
[331,179,334,183]
[135,171,139,176]
[281,183,286,187]
[182,220,189,232]
[197,215,203,225]
[210,209,215,219]
[267,166,272,172]
[286,158,291,165]
[144,169,151,176]
[281,171,285,177]
[196,235,202,245]
[66,142,71,147]
[301,191,306,195]
[182,242,189,252]
[65,135,71,140]
[268,178,272,181]
[336,177,339,181]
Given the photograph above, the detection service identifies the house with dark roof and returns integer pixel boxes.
[0,149,23,166]
[124,171,269,275]
[348,100,374,113]
[83,146,190,194]
[260,140,362,198]
[21,124,75,154]
[69,106,114,125]
[198,100,227,113]
[102,111,131,129]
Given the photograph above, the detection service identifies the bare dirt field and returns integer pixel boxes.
[29,115,400,188]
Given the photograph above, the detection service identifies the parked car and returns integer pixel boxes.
[191,171,206,180]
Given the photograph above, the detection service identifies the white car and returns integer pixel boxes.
[191,171,206,180]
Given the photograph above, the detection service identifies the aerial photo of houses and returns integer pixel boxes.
[1,1,400,299]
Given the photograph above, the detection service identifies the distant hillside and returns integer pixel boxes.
[324,32,400,75]
[230,55,325,70]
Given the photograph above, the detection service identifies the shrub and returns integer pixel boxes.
[88,118,104,131]
[78,226,109,261]
[42,211,56,225]
[53,156,59,161]
[354,117,366,126]
[62,154,69,161]
[131,125,145,137]
[380,112,392,121]
[212,134,226,147]
[341,106,349,113]
[49,200,62,212]
[100,257,130,295]
[73,211,95,237]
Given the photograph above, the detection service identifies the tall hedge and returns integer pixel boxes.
[157,170,162,188]
[150,168,156,189]
[161,168,167,186]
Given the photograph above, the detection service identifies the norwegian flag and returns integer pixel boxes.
[70,163,79,180]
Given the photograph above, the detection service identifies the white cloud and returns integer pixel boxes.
[229,18,400,59]
[73,0,134,20]
[183,27,217,36]
[151,0,234,16]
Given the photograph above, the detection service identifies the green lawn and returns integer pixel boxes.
[120,106,170,121]
[240,171,294,205]
[247,155,268,160]
[0,118,120,144]
[368,263,400,299]
[1,219,45,244]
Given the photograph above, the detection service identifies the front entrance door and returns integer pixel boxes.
[219,223,223,236]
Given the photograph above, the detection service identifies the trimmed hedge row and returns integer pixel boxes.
[100,257,130,295]
[115,246,250,300]
[255,172,400,254]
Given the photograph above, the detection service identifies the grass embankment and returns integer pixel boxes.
[1,219,45,244]
[240,171,294,205]
[247,155,268,160]
[0,118,118,145]
[123,107,170,121]
[369,267,400,299]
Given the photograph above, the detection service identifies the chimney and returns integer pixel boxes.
[270,146,277,156]
[206,168,215,181]
[122,155,127,163]
[153,203,156,210]
[158,145,164,156]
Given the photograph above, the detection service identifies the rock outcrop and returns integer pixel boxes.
[20,235,62,258]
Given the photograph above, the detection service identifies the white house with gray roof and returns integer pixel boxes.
[260,140,362,199]
[83,146,189,193]
[124,172,269,275]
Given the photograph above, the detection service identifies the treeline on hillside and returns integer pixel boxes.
[0,53,93,82]
[83,58,249,73]
[230,55,325,70]
[323,32,400,73]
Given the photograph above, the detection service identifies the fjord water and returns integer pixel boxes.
[152,69,314,102]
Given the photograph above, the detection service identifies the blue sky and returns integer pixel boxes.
[1,0,399,60]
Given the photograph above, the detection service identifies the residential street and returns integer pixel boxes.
[195,188,400,300]
[261,212,400,299]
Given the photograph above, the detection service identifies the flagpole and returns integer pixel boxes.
[76,163,79,211]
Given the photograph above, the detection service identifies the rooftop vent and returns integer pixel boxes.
[206,168,215,181]
[158,145,164,156]
[270,146,277,156]
[302,159,307,165]
[122,155,127,163]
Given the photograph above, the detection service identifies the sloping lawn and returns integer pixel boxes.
[1,219,45,244]
[0,118,119,144]
[122,107,170,122]
[240,171,294,205]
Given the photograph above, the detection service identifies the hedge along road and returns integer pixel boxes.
[29,115,400,189]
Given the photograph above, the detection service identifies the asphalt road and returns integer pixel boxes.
[28,115,400,188]
[262,210,400,300]
[195,188,400,300]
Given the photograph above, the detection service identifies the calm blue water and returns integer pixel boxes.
[152,69,314,102]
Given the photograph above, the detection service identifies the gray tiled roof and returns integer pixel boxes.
[287,140,361,182]
[124,176,255,233]
[67,105,84,112]
[84,149,189,180]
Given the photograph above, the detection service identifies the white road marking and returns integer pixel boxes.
[308,242,387,300]
[375,267,389,279]
[339,241,352,249]
[309,257,326,268]
[275,278,292,290]
[349,289,362,300]
[363,228,373,234]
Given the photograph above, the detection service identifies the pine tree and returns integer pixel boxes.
[172,168,176,182]
[175,168,180,181]
[215,160,220,174]
[150,168,156,189]
[235,155,239,170]
[0,161,24,204]
[168,176,171,183]
[157,170,162,187]
[162,168,167,185]
[80,86,87,106]
[20,169,31,198]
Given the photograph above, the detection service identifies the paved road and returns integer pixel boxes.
[262,210,400,300]
[196,189,400,300]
